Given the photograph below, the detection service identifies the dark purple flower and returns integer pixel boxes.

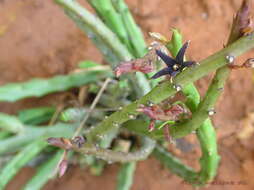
[151,41,196,79]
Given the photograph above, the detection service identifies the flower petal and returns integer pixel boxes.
[151,67,171,79]
[176,41,189,63]
[156,50,177,67]
[182,61,195,67]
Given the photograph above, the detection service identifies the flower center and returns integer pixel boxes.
[172,64,179,71]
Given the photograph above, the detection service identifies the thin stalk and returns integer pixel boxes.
[85,33,254,142]
[73,78,111,137]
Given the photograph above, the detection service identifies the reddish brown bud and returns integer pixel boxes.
[114,60,154,77]
[137,104,164,120]
[137,104,187,122]
[228,58,254,69]
[58,159,68,177]
[163,125,171,142]
[243,58,254,68]
[228,0,254,43]
[164,105,186,120]
[114,43,169,77]
[115,63,133,77]
[149,32,168,44]
[148,119,156,132]
[47,137,72,150]
[71,136,86,148]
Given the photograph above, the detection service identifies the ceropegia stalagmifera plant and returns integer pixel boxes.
[0,0,254,189]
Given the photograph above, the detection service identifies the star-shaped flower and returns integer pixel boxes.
[151,41,196,79]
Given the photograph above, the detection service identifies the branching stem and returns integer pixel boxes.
[86,33,254,142]
[72,137,155,163]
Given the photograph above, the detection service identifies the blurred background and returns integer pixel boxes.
[0,0,254,189]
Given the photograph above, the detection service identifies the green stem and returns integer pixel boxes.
[87,0,134,55]
[166,30,220,183]
[56,0,132,61]
[169,64,229,138]
[112,0,147,57]
[18,107,56,125]
[0,131,11,140]
[0,70,112,102]
[22,150,64,190]
[0,140,48,189]
[122,120,165,139]
[123,119,219,185]
[116,162,136,190]
[153,145,197,182]
[65,9,121,66]
[196,119,220,183]
[0,123,76,155]
[0,113,24,133]
[85,33,254,142]
[181,0,250,179]
[72,137,155,163]
[55,0,151,97]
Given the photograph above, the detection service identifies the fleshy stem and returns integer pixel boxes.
[87,0,147,58]
[164,29,219,184]
[71,136,155,163]
[0,140,48,189]
[111,0,147,58]
[55,0,151,97]
[0,123,76,155]
[169,0,252,137]
[0,69,112,102]
[56,0,155,162]
[116,162,136,190]
[153,145,197,183]
[110,0,157,85]
[85,33,254,142]
[0,113,24,133]
[86,0,134,55]
[169,68,229,137]
[22,150,64,190]
[180,1,251,183]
